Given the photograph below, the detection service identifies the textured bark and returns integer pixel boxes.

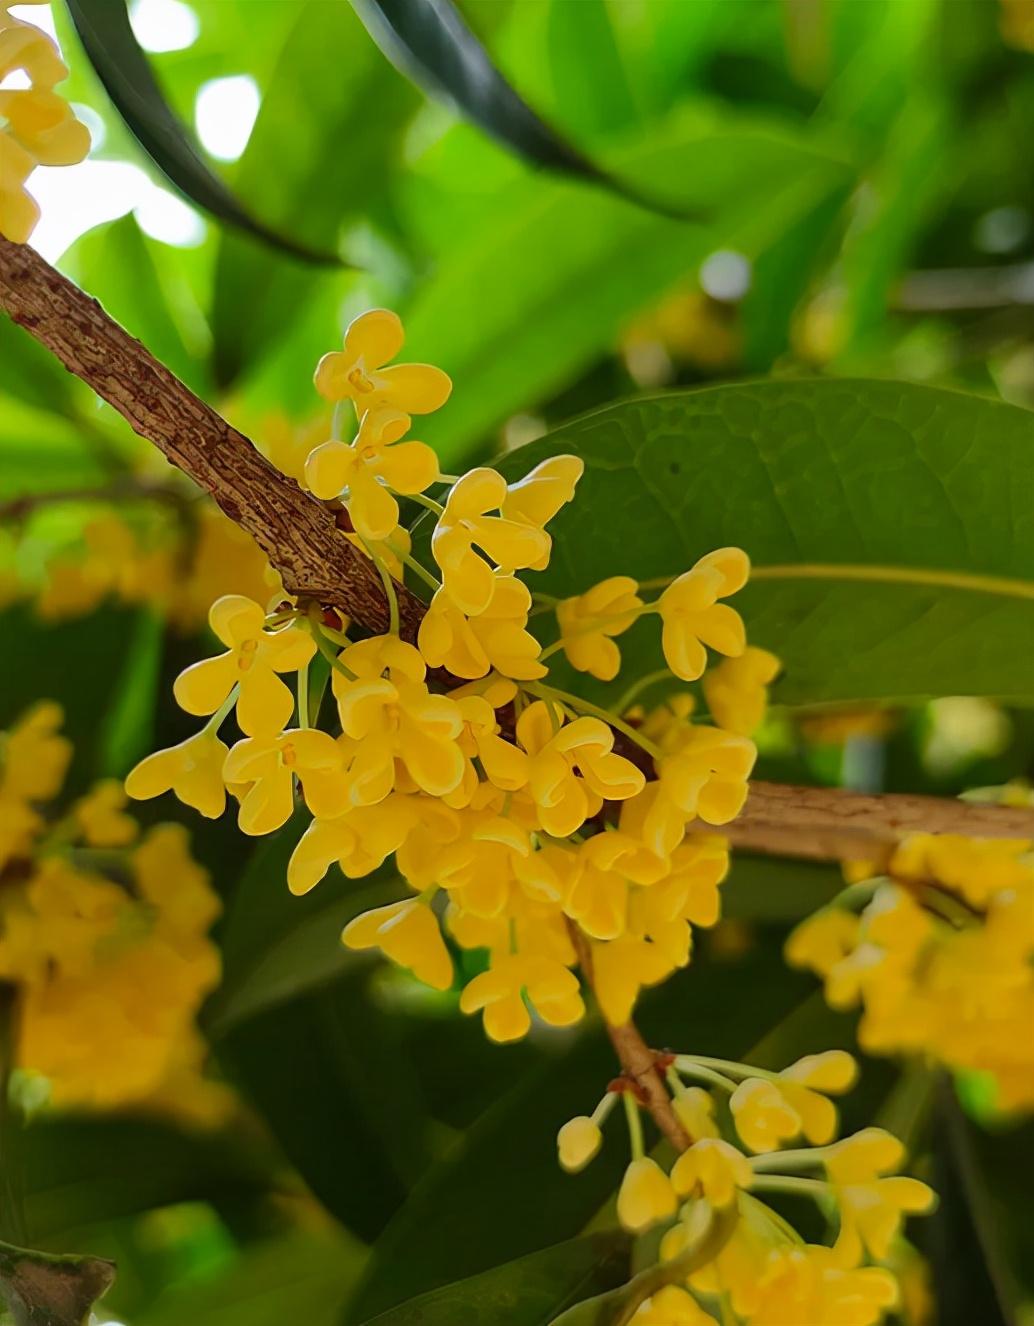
[0,236,424,636]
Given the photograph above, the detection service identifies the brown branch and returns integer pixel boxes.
[0,236,422,637]
[567,922,690,1152]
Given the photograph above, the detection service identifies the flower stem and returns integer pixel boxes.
[406,490,445,517]
[527,682,663,760]
[297,663,309,730]
[623,1088,645,1161]
[203,686,239,736]
[357,532,400,635]
[614,669,674,716]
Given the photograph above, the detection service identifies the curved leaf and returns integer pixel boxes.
[359,1235,629,1326]
[349,0,692,218]
[64,0,340,265]
[495,379,1034,706]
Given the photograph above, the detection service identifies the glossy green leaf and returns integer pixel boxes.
[349,0,682,218]
[360,1235,629,1326]
[401,113,851,462]
[63,0,339,265]
[345,945,810,1322]
[97,611,164,777]
[496,379,1034,706]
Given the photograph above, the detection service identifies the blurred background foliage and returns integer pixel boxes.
[2,0,1034,1322]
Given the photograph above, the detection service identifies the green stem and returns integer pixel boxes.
[405,490,445,517]
[331,401,350,441]
[386,540,440,593]
[357,533,400,635]
[623,1089,645,1161]
[672,1061,739,1093]
[297,664,310,730]
[307,620,357,683]
[749,1174,830,1200]
[526,682,663,759]
[614,669,674,716]
[202,685,239,736]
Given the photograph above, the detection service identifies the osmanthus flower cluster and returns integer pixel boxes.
[127,307,781,1044]
[0,703,227,1122]
[0,1,89,243]
[788,833,1034,1112]
[559,1050,935,1325]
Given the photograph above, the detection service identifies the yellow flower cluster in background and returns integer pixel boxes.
[4,504,275,633]
[0,1,89,243]
[788,833,1034,1112]
[0,702,227,1121]
[560,1048,933,1325]
[127,308,781,1044]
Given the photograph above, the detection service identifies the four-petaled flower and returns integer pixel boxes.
[173,595,314,736]
[126,730,230,819]
[313,308,452,417]
[658,547,749,681]
[304,406,439,541]
[223,728,348,835]
[557,576,643,681]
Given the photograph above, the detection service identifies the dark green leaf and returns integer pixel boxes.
[349,0,687,218]
[497,379,1034,706]
[63,0,340,265]
[216,981,431,1243]
[97,611,164,778]
[21,1117,272,1245]
[359,1235,629,1326]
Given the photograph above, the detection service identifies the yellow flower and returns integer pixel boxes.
[632,1287,712,1324]
[500,455,584,550]
[516,701,645,837]
[591,934,674,1024]
[730,1078,802,1154]
[556,576,643,681]
[418,574,546,681]
[1,700,71,801]
[672,1086,720,1141]
[432,468,552,615]
[125,730,230,819]
[645,727,756,855]
[556,1114,603,1173]
[304,407,440,541]
[0,86,90,165]
[785,909,861,979]
[658,548,749,681]
[824,1129,936,1266]
[223,728,348,835]
[342,897,453,990]
[334,636,466,803]
[287,796,418,895]
[0,132,38,244]
[314,308,452,416]
[72,779,138,847]
[459,952,583,1042]
[132,824,221,937]
[749,1245,899,1326]
[617,1157,677,1233]
[0,21,68,89]
[702,646,781,736]
[671,1138,753,1207]
[173,595,314,737]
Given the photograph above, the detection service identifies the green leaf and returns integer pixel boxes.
[359,1235,629,1326]
[400,112,851,463]
[210,0,418,386]
[216,982,431,1243]
[0,401,110,501]
[138,1231,362,1326]
[345,944,809,1322]
[349,0,683,218]
[63,0,340,265]
[496,379,1034,706]
[21,1117,272,1244]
